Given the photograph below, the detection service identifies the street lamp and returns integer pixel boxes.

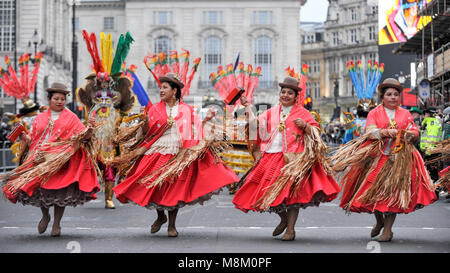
[31,29,39,102]
[70,0,80,116]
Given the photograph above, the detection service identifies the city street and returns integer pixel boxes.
[1,189,449,253]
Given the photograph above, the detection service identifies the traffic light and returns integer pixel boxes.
[304,96,312,110]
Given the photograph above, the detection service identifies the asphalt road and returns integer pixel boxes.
[1,188,449,254]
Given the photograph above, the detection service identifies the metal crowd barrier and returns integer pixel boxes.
[0,141,17,173]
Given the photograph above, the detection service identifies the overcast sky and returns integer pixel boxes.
[300,0,329,22]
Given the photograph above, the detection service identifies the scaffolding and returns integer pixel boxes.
[394,0,450,107]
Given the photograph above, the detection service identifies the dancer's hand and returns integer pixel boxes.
[240,96,250,107]
[19,131,31,145]
[204,108,216,122]
[294,118,307,131]
[404,131,417,143]
[88,116,96,129]
[382,129,398,138]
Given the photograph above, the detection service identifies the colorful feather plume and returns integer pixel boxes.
[284,64,308,104]
[82,30,105,73]
[210,62,262,106]
[347,59,384,101]
[143,48,201,98]
[0,52,43,100]
[82,30,134,77]
[111,32,134,75]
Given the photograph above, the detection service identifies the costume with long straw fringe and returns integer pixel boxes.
[232,68,340,213]
[111,52,239,211]
[426,139,450,191]
[76,30,138,209]
[332,103,437,214]
[2,107,100,207]
[0,53,46,163]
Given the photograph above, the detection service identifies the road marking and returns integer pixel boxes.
[2,226,19,229]
[320,203,338,207]
[75,227,91,230]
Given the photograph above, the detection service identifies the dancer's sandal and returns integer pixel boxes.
[378,232,393,242]
[38,215,51,234]
[272,221,287,236]
[281,230,296,241]
[370,223,384,238]
[150,215,167,234]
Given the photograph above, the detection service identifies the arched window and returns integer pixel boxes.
[203,36,222,86]
[154,35,172,56]
[254,36,272,88]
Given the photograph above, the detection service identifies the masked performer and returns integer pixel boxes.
[332,78,437,242]
[2,82,100,237]
[76,30,137,209]
[112,50,239,237]
[232,75,340,241]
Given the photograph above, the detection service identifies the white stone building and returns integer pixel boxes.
[300,0,379,121]
[322,0,379,118]
[0,0,74,114]
[75,0,305,109]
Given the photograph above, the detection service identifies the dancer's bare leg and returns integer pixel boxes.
[273,210,288,236]
[151,209,167,233]
[38,207,51,234]
[168,209,179,237]
[51,205,65,237]
[282,207,299,241]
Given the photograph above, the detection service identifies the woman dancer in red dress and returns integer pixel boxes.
[113,73,239,237]
[2,82,99,237]
[332,78,437,242]
[232,76,340,241]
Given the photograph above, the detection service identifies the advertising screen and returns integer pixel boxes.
[378,0,432,45]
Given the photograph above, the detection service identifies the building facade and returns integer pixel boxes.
[0,0,74,114]
[75,0,305,109]
[301,0,379,122]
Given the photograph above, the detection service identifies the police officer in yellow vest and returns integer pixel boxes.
[420,108,443,153]
[420,108,443,181]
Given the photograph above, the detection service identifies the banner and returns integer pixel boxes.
[378,0,432,45]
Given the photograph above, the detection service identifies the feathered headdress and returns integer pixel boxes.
[82,30,134,81]
[0,53,43,103]
[347,59,384,108]
[143,48,201,99]
[209,62,262,105]
[284,63,309,105]
[78,30,136,114]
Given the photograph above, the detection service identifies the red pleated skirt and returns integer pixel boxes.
[3,149,100,207]
[232,153,341,213]
[339,150,437,214]
[113,150,239,210]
